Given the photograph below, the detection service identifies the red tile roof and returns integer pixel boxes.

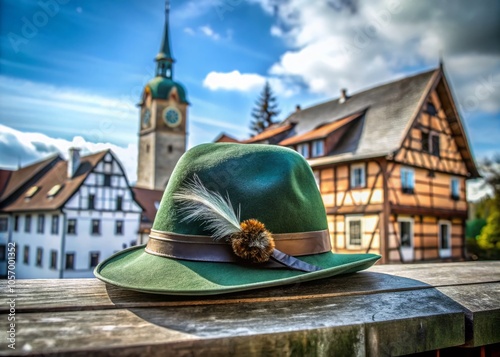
[279,112,362,146]
[244,124,294,143]
[214,133,240,143]
[132,187,163,225]
[1,151,108,212]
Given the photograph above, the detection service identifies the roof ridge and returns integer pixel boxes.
[293,67,438,115]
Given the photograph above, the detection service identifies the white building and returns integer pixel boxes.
[0,149,142,278]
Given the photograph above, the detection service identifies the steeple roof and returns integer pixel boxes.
[155,0,175,78]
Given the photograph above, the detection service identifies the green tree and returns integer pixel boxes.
[250,82,280,135]
[476,155,500,258]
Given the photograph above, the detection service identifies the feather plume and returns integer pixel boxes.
[172,175,241,241]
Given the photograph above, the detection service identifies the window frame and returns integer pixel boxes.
[400,167,415,194]
[297,143,310,159]
[65,252,75,270]
[37,214,45,234]
[23,245,29,265]
[450,178,460,200]
[103,174,112,187]
[89,251,100,268]
[350,163,366,189]
[51,215,59,235]
[25,214,32,233]
[36,247,43,267]
[67,219,77,235]
[50,250,57,270]
[438,220,452,258]
[116,195,123,211]
[346,216,363,249]
[398,217,414,262]
[88,194,95,210]
[91,219,101,235]
[0,217,8,232]
[311,140,324,157]
[115,220,124,235]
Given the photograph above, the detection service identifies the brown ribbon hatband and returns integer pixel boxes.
[145,229,331,269]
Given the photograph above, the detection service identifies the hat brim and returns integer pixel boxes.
[94,245,381,295]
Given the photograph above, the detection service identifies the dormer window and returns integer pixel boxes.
[47,184,63,198]
[297,143,309,159]
[25,186,39,199]
[311,140,324,157]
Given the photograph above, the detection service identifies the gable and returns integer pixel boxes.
[394,74,479,178]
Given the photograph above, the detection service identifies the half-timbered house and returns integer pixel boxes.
[220,67,479,263]
[0,149,142,278]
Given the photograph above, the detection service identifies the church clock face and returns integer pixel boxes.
[163,106,182,128]
[142,108,151,128]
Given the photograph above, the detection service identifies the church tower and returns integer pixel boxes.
[136,0,189,190]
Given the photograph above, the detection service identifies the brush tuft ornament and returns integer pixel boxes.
[173,175,322,272]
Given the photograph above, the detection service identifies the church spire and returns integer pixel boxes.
[155,0,174,79]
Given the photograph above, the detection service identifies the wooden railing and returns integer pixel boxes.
[1,261,499,356]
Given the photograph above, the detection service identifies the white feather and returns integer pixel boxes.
[172,174,242,240]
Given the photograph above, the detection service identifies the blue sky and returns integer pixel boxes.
[0,0,499,198]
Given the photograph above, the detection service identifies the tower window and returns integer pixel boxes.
[168,145,173,154]
[146,144,150,153]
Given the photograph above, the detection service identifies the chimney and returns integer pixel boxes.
[68,148,81,178]
[339,88,349,103]
[295,104,301,112]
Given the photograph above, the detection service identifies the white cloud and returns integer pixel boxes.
[200,25,221,40]
[253,0,500,112]
[203,70,265,91]
[184,27,196,36]
[0,124,138,184]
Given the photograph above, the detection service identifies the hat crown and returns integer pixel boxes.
[153,143,328,236]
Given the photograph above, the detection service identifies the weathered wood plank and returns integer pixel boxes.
[438,282,500,347]
[0,288,464,356]
[2,261,498,313]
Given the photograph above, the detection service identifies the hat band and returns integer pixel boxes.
[145,229,332,266]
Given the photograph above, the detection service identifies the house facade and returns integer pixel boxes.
[0,149,142,278]
[221,68,479,264]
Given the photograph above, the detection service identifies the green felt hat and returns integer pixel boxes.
[95,143,380,295]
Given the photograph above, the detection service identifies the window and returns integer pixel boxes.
[421,131,440,156]
[398,217,414,262]
[51,215,59,235]
[65,253,75,270]
[25,215,32,232]
[23,245,29,264]
[0,245,6,261]
[451,178,460,200]
[47,184,63,198]
[401,167,415,194]
[115,220,124,235]
[439,221,452,258]
[91,219,101,235]
[37,215,45,234]
[426,102,437,116]
[399,221,412,248]
[50,250,57,270]
[88,194,95,209]
[346,216,362,248]
[67,219,77,235]
[297,143,309,159]
[431,133,440,156]
[25,186,39,199]
[14,215,19,232]
[350,163,366,188]
[36,247,43,267]
[103,174,111,187]
[311,140,324,157]
[90,252,100,268]
[0,217,8,232]
[116,196,123,211]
